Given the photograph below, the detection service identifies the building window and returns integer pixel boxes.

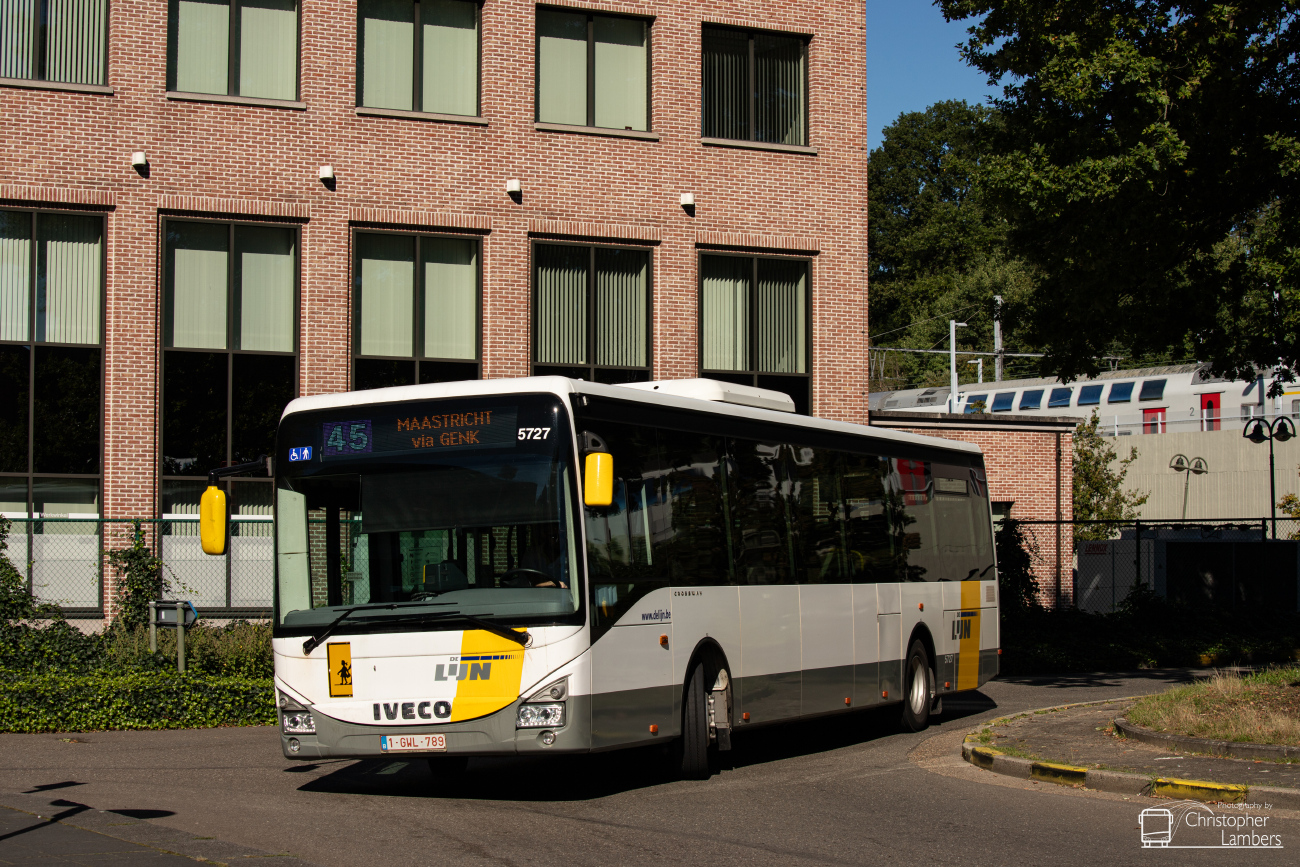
[167,0,299,100]
[702,25,807,146]
[536,8,648,131]
[353,230,480,390]
[358,0,479,115]
[0,0,107,86]
[0,208,104,610]
[532,242,650,384]
[700,253,809,413]
[162,218,297,482]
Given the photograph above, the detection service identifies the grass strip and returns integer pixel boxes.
[1126,667,1300,747]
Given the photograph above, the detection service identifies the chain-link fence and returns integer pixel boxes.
[1013,517,1300,614]
[2,518,273,617]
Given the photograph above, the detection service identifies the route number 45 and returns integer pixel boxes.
[517,427,551,440]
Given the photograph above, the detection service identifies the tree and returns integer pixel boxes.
[868,100,1037,387]
[1073,411,1148,540]
[939,0,1300,390]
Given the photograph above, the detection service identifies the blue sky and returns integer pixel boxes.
[866,0,1000,152]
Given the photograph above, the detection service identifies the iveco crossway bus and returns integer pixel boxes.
[205,376,999,779]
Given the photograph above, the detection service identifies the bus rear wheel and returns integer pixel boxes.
[675,661,711,780]
[901,639,932,732]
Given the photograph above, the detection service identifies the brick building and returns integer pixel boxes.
[0,0,867,615]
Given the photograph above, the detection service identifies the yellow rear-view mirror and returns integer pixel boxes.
[584,452,614,507]
[200,485,227,555]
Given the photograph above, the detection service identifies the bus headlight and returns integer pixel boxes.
[517,703,565,728]
[282,712,315,734]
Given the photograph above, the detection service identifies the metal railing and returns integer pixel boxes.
[0,517,273,617]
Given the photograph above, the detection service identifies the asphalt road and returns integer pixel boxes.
[2,669,1297,866]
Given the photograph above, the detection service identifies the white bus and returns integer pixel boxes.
[256,376,999,779]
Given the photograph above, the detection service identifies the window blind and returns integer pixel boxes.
[422,0,476,116]
[358,233,414,357]
[45,0,106,85]
[0,211,31,342]
[422,237,476,360]
[360,0,414,110]
[239,0,296,100]
[0,0,37,79]
[166,222,229,350]
[174,0,230,94]
[235,226,294,353]
[701,255,749,371]
[593,16,646,131]
[37,213,101,345]
[702,27,748,141]
[537,10,587,125]
[755,258,805,373]
[754,33,805,145]
[595,248,647,367]
[535,244,587,365]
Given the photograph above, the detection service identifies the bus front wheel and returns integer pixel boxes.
[675,661,711,780]
[901,640,932,732]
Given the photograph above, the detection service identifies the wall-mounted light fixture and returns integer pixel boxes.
[505,179,522,193]
[318,165,335,181]
[130,151,147,168]
[679,192,695,207]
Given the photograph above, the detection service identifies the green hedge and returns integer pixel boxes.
[0,671,276,733]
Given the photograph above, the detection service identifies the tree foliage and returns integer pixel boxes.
[1073,410,1148,539]
[868,100,1038,387]
[939,0,1300,389]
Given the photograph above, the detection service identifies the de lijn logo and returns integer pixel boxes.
[1140,801,1283,849]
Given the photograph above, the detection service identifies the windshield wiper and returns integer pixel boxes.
[371,611,530,647]
[301,601,453,655]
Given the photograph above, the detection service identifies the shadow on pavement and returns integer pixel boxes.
[991,669,1202,691]
[298,694,996,802]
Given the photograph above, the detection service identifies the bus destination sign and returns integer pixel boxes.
[321,407,517,460]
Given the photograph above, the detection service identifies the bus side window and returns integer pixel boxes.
[654,430,734,587]
[583,422,665,633]
[729,439,795,586]
[840,454,899,583]
[889,458,940,581]
[785,445,851,584]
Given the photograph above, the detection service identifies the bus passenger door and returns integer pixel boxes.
[585,426,676,748]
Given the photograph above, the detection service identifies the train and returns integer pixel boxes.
[869,363,1300,435]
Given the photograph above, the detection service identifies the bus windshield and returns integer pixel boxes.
[272,394,582,632]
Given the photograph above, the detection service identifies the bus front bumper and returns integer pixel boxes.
[280,695,593,760]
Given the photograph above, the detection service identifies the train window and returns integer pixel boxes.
[1019,390,1043,410]
[1139,379,1166,401]
[990,392,1014,412]
[1107,382,1134,403]
[1048,387,1072,407]
[1077,384,1103,406]
[964,394,988,413]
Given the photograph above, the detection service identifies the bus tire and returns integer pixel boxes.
[901,639,932,732]
[676,661,711,780]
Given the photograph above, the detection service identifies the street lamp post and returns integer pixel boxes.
[1169,454,1208,521]
[1244,417,1297,539]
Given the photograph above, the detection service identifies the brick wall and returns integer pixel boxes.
[0,0,866,614]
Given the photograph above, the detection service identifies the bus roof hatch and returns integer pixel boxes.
[616,378,797,413]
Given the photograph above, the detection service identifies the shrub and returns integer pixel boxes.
[0,671,276,732]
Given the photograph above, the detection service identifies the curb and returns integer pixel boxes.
[959,699,1300,809]
[1115,716,1300,761]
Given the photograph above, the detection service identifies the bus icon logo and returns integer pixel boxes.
[289,446,312,462]
[1140,808,1173,847]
